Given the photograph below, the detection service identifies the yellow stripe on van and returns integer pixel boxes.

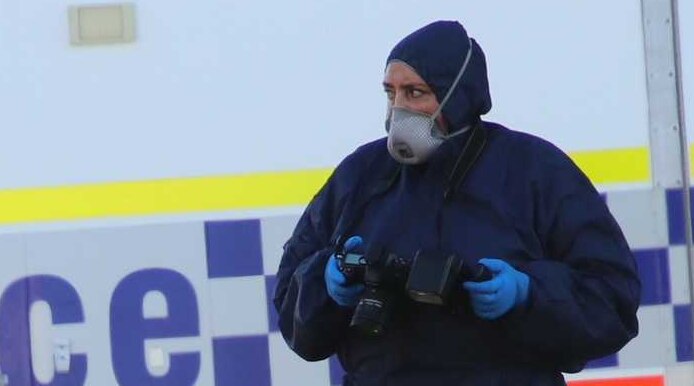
[0,169,333,224]
[569,147,650,185]
[0,147,650,224]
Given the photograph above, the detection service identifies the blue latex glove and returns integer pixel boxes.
[325,236,365,307]
[462,258,530,320]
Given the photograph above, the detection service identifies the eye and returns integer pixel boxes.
[410,88,425,98]
[384,89,395,101]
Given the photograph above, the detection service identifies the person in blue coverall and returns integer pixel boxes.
[274,20,640,386]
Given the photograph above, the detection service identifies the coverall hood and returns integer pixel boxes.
[387,20,493,133]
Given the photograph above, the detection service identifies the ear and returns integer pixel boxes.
[437,114,450,134]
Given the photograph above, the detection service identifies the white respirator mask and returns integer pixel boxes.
[385,39,474,164]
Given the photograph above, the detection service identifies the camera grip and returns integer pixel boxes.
[470,263,493,282]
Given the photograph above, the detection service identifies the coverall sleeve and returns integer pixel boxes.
[273,170,352,361]
[503,145,641,370]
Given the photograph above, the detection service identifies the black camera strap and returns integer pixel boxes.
[443,122,487,201]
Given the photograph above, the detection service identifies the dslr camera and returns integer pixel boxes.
[335,244,491,337]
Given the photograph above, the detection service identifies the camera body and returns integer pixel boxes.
[335,246,491,336]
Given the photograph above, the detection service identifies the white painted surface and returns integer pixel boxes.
[0,0,649,189]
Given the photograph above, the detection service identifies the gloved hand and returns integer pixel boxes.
[462,258,530,320]
[325,236,365,307]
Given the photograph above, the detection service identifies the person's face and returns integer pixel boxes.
[383,61,448,133]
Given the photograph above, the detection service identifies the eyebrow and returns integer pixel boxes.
[382,82,430,89]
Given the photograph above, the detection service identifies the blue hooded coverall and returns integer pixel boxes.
[274,21,640,386]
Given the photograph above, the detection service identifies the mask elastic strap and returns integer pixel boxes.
[431,38,474,121]
[439,124,471,140]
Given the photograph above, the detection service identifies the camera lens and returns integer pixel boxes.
[350,287,393,336]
